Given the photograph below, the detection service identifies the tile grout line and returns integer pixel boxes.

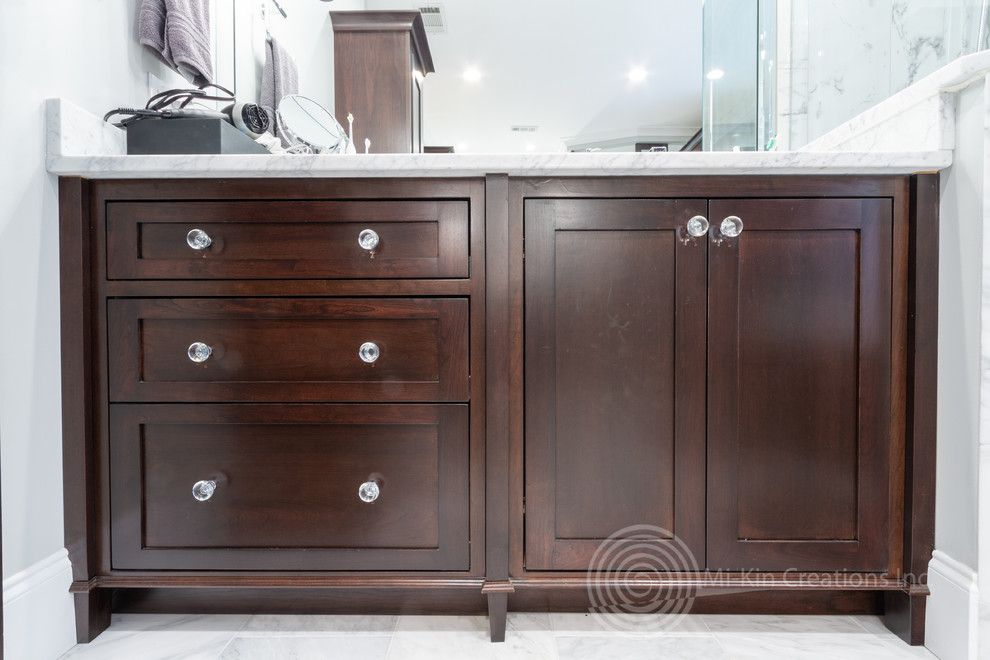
[233,614,252,636]
[210,613,253,658]
[550,629,564,660]
[212,633,238,660]
[708,630,736,659]
[697,613,716,635]
[850,614,889,638]
[383,618,398,660]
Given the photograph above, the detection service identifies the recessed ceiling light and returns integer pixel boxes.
[463,67,482,82]
[457,142,468,152]
[706,69,725,80]
[627,66,648,83]
[525,144,535,151]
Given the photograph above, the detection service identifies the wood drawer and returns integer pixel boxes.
[109,404,470,571]
[106,200,469,280]
[108,298,469,402]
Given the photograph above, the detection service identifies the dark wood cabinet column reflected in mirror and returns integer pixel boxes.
[330,11,434,154]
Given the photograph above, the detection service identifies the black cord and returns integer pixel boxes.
[104,83,237,127]
[146,83,235,110]
[102,107,163,126]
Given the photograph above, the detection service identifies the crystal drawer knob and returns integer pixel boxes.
[359,342,380,363]
[686,215,709,238]
[358,480,380,503]
[192,480,217,501]
[358,228,380,250]
[186,228,213,250]
[187,342,213,362]
[720,216,744,238]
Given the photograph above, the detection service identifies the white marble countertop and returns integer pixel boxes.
[46,98,951,178]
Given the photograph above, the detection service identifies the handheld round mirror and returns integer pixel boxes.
[277,95,354,154]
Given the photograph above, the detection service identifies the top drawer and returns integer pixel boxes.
[106,200,469,280]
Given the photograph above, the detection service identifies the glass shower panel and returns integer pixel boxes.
[759,0,777,150]
[703,1,759,151]
[703,0,776,151]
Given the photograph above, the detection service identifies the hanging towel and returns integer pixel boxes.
[139,0,168,59]
[260,36,299,147]
[164,0,213,86]
[139,0,214,87]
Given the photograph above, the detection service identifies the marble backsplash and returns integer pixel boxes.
[780,0,985,150]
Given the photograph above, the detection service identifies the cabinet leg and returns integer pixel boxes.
[73,589,112,643]
[487,592,508,643]
[884,590,927,646]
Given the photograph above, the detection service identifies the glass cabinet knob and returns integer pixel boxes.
[187,342,213,363]
[186,228,213,250]
[192,480,217,501]
[686,215,710,238]
[359,342,380,363]
[720,216,744,238]
[358,228,380,250]
[358,480,380,503]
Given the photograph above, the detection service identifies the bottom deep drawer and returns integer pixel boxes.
[109,403,469,571]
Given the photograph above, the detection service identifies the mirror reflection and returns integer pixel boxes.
[233,0,703,153]
[278,94,355,153]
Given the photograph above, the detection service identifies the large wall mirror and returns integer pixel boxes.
[220,0,704,153]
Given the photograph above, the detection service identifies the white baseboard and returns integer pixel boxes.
[926,550,979,660]
[2,548,76,660]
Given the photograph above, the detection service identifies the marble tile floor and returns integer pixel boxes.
[56,612,940,660]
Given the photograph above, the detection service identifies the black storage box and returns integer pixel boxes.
[126,118,269,155]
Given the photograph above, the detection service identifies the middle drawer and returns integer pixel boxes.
[108,298,469,402]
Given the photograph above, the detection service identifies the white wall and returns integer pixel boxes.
[0,0,189,581]
[937,78,984,573]
[0,3,188,651]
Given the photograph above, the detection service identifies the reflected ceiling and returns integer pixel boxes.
[365,0,704,152]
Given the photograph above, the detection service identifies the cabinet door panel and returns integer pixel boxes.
[707,198,892,572]
[524,199,707,571]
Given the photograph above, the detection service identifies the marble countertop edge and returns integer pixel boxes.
[45,97,952,178]
[45,150,953,179]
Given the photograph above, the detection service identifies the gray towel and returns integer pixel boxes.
[260,36,299,148]
[139,0,213,87]
[139,0,168,58]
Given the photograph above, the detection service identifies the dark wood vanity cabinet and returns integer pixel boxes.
[60,173,937,647]
[59,177,488,644]
[522,193,896,574]
[500,176,937,646]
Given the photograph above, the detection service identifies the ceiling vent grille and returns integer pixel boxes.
[417,5,447,33]
[511,126,539,133]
